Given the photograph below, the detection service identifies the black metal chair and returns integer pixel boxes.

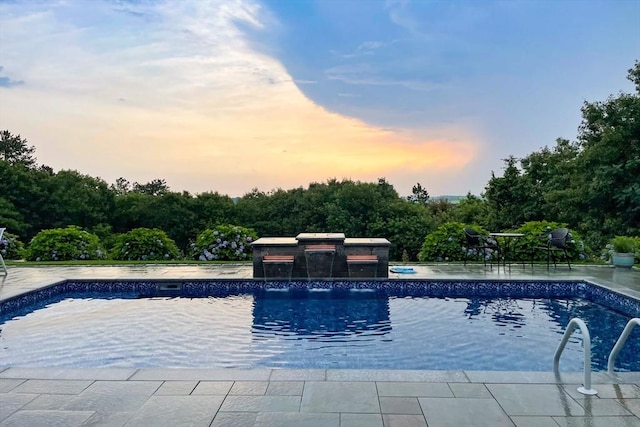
[534,228,572,270]
[463,228,499,268]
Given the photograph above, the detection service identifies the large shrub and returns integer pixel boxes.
[418,222,492,262]
[191,224,257,261]
[26,226,106,261]
[0,230,24,260]
[111,228,181,261]
[510,221,588,263]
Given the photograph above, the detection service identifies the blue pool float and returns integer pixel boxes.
[390,267,416,274]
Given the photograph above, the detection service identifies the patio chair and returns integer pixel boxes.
[0,227,7,275]
[463,228,499,268]
[534,228,572,270]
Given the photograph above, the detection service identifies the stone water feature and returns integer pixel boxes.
[251,233,391,280]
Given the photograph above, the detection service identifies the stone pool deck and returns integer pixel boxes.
[0,263,639,426]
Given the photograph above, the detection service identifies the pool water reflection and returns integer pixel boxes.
[1,288,638,371]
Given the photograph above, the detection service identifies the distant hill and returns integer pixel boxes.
[430,195,465,204]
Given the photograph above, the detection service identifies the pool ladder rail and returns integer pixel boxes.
[554,317,640,396]
[608,317,640,374]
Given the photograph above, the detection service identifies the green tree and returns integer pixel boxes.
[45,170,116,230]
[133,178,169,196]
[484,156,530,230]
[451,193,489,226]
[0,130,36,167]
[573,61,640,245]
[407,182,430,205]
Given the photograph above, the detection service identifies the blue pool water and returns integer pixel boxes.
[1,288,638,371]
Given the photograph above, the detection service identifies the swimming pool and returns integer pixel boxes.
[1,280,639,371]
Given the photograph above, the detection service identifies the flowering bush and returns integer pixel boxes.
[111,228,181,261]
[26,226,106,261]
[0,230,24,260]
[191,225,257,261]
[418,222,492,262]
[511,221,588,262]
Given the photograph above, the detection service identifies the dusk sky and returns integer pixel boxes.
[1,0,638,198]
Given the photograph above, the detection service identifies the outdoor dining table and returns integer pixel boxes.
[489,232,525,269]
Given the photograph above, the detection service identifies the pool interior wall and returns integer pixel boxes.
[2,279,640,319]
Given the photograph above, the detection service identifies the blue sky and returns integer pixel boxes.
[0,0,638,197]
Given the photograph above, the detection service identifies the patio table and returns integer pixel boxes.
[489,232,525,270]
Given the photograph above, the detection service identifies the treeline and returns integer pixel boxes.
[1,62,638,259]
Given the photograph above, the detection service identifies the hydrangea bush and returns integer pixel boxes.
[26,226,106,261]
[191,225,258,261]
[111,228,181,261]
[418,222,492,262]
[510,221,588,263]
[0,230,24,260]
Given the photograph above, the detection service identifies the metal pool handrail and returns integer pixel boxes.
[553,318,598,395]
[608,318,640,374]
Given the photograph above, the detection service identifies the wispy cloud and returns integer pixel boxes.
[335,39,400,59]
[325,64,442,91]
[0,0,476,196]
[0,66,24,87]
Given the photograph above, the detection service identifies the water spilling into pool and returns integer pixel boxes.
[2,287,638,371]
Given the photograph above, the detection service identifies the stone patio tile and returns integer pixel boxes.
[191,381,233,395]
[448,383,493,398]
[0,409,94,427]
[266,381,304,396]
[559,385,599,401]
[130,368,271,381]
[0,367,134,381]
[210,411,258,427]
[12,379,92,395]
[552,416,640,427]
[254,411,340,427]
[123,395,223,427]
[381,414,428,427]
[327,370,467,383]
[82,410,133,426]
[465,371,570,384]
[64,391,152,413]
[340,413,383,427]
[23,394,76,410]
[509,416,560,427]
[420,397,513,427]
[616,398,640,417]
[590,383,640,399]
[379,397,422,414]
[613,372,640,383]
[229,381,268,395]
[269,369,325,381]
[376,382,453,397]
[0,393,38,422]
[154,380,198,395]
[486,384,585,417]
[62,381,161,412]
[0,379,25,393]
[301,381,379,413]
[219,395,301,412]
[576,398,633,416]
